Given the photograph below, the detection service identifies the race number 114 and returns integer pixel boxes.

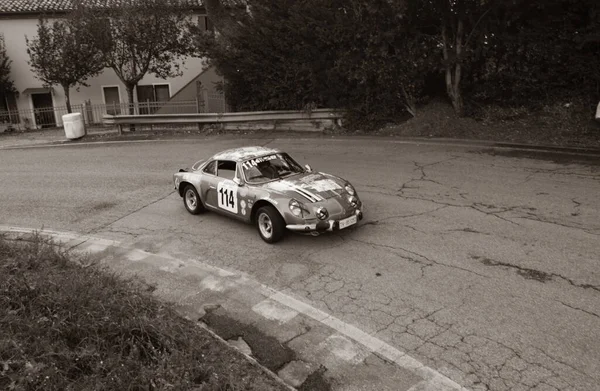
[217,182,238,213]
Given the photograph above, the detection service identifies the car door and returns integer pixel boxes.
[199,160,218,207]
[205,159,242,218]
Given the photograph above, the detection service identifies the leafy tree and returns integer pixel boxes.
[466,0,600,110]
[25,6,105,113]
[198,0,340,111]
[201,0,600,125]
[199,0,435,127]
[88,0,196,117]
[0,34,16,103]
[326,0,435,119]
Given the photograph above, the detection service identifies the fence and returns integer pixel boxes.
[198,91,230,113]
[0,94,227,132]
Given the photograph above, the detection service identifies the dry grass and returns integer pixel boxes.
[0,233,287,391]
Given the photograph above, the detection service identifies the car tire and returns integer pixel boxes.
[256,205,285,243]
[183,184,205,215]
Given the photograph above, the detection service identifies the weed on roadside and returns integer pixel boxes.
[0,233,286,391]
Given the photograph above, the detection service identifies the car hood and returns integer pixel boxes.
[263,172,348,203]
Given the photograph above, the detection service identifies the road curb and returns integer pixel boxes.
[0,226,470,391]
[2,131,600,156]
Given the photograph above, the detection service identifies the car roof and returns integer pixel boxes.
[212,146,282,162]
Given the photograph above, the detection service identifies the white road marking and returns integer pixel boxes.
[268,292,468,390]
[0,226,470,391]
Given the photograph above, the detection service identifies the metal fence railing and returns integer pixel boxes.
[199,91,230,113]
[0,98,225,131]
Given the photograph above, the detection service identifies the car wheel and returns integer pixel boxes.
[256,206,285,243]
[183,185,205,215]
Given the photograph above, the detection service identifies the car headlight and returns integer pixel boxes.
[345,184,355,196]
[316,207,329,220]
[348,195,358,207]
[289,199,308,217]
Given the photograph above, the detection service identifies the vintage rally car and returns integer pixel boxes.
[173,146,364,243]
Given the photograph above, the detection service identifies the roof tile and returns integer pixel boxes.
[0,0,203,14]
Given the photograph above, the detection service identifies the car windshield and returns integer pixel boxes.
[242,153,305,183]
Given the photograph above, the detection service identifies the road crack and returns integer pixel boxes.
[556,300,600,319]
[86,190,176,235]
[474,255,600,292]
[349,237,490,279]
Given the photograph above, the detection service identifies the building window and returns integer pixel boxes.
[137,84,170,114]
[198,15,214,31]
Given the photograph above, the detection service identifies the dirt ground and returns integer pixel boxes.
[371,100,600,149]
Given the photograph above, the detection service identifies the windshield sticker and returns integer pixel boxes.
[242,154,278,170]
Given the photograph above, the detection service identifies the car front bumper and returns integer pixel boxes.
[286,208,364,233]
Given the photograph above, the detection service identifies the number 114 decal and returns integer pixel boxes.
[217,181,238,213]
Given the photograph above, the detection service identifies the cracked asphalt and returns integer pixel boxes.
[1,136,598,390]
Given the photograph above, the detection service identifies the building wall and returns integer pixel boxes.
[0,14,210,127]
[156,65,226,113]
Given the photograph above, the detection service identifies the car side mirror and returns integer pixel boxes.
[305,164,313,172]
[233,177,244,186]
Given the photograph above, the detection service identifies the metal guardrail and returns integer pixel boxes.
[103,109,344,133]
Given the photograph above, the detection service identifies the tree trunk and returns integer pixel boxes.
[441,19,465,116]
[63,84,72,114]
[400,86,417,117]
[126,83,135,131]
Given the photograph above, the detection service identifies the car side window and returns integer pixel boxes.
[203,160,216,175]
[217,160,237,180]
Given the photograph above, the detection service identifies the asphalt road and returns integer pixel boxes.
[1,136,599,391]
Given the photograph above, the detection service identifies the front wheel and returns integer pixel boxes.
[256,206,285,243]
[183,185,205,215]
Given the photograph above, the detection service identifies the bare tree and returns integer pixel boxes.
[436,0,495,116]
[25,6,105,113]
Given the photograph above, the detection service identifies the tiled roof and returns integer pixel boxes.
[0,0,203,14]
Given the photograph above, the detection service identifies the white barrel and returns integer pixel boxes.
[63,112,85,139]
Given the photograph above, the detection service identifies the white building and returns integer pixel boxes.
[0,0,224,129]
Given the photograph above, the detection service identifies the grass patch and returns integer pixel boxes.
[0,233,287,391]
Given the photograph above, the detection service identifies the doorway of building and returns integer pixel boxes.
[103,86,122,115]
[31,92,56,128]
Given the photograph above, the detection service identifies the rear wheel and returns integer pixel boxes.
[183,185,205,215]
[256,206,285,243]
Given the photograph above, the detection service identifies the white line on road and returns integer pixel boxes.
[0,225,470,391]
